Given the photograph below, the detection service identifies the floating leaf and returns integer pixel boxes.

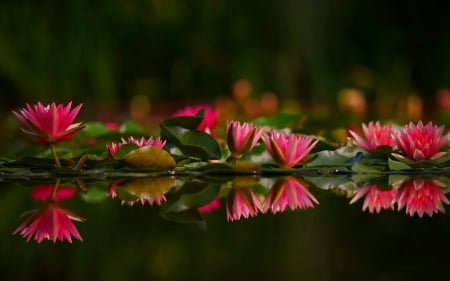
[305,150,351,167]
[160,125,221,160]
[160,108,205,130]
[123,146,176,169]
[388,158,413,171]
[351,163,382,174]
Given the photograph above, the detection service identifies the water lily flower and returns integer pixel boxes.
[396,178,449,218]
[393,121,448,161]
[106,136,166,158]
[171,104,218,133]
[12,102,84,144]
[226,120,262,159]
[13,203,85,243]
[348,121,396,151]
[349,184,397,213]
[263,176,318,214]
[226,187,262,221]
[262,131,318,169]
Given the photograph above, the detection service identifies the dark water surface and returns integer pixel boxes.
[1,174,450,281]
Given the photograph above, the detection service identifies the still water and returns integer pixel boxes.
[1,173,450,281]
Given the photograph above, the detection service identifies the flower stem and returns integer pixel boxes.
[49,143,62,168]
[50,179,61,202]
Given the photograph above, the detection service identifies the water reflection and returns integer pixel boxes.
[14,181,85,243]
[108,177,175,206]
[8,174,450,243]
[263,176,318,214]
[350,177,450,217]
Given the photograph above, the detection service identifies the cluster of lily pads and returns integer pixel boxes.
[2,101,450,177]
[4,102,450,244]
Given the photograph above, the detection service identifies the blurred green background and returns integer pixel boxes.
[1,0,450,124]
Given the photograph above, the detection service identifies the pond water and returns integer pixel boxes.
[1,173,450,281]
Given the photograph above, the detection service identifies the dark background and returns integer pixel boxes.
[1,0,450,123]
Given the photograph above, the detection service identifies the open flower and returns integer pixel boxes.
[349,184,397,213]
[396,178,449,217]
[171,104,218,133]
[393,121,447,161]
[226,187,262,221]
[106,136,166,158]
[226,120,262,159]
[13,203,85,243]
[263,176,318,214]
[348,121,396,151]
[12,102,85,144]
[262,131,318,169]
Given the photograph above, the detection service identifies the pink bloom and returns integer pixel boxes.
[396,178,449,217]
[126,136,166,149]
[349,184,397,213]
[12,102,84,144]
[226,120,262,159]
[262,131,318,169]
[104,122,120,131]
[106,136,166,158]
[171,104,218,132]
[198,198,221,214]
[13,203,85,243]
[348,121,396,151]
[394,121,447,161]
[30,185,77,202]
[226,187,262,221]
[263,176,318,214]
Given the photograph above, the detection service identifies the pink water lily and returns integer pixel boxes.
[226,120,262,159]
[348,121,396,151]
[263,176,318,214]
[106,136,166,158]
[349,184,397,213]
[393,121,447,161]
[171,104,218,133]
[226,187,262,221]
[12,102,84,144]
[13,203,85,243]
[262,131,318,169]
[396,178,449,218]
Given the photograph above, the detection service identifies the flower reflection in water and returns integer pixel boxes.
[350,178,450,217]
[198,198,221,215]
[396,178,450,218]
[108,177,175,207]
[349,184,397,213]
[226,177,262,221]
[263,176,318,214]
[13,182,85,243]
